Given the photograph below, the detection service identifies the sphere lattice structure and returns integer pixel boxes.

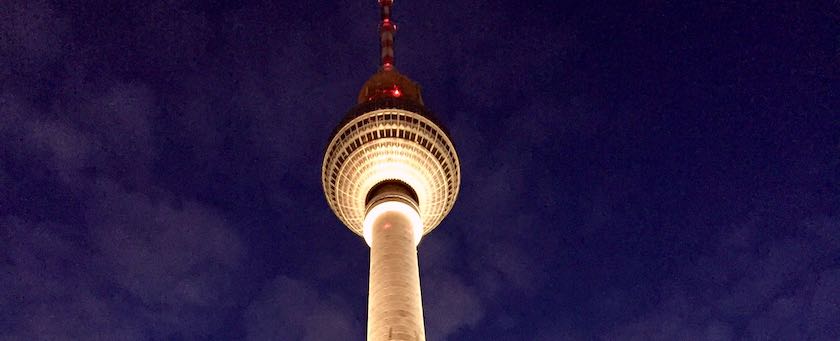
[322,71,460,244]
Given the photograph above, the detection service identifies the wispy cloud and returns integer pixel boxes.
[1,179,246,339]
[245,276,359,341]
[603,216,840,340]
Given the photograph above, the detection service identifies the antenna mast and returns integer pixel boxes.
[378,0,396,70]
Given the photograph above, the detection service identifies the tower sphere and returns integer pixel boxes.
[321,68,460,245]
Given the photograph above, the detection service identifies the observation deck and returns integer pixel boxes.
[322,70,460,241]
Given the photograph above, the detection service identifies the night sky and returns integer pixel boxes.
[1,1,838,340]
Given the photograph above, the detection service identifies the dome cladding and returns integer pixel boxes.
[322,97,460,239]
[357,68,424,105]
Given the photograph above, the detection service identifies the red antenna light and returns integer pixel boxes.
[378,0,396,68]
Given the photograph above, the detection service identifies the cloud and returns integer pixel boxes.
[76,83,158,185]
[422,270,484,340]
[417,233,486,339]
[1,80,159,187]
[1,85,246,338]
[245,276,359,341]
[0,1,250,334]
[1,217,144,340]
[0,178,246,339]
[0,94,35,165]
[25,119,91,180]
[807,269,840,336]
[87,180,245,336]
[480,239,546,294]
[604,216,840,340]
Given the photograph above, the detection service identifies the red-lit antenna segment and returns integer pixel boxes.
[378,0,397,69]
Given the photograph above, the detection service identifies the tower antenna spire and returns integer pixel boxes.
[378,0,396,70]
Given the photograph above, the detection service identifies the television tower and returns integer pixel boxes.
[321,1,460,340]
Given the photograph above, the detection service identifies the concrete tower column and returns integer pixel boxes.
[366,202,425,341]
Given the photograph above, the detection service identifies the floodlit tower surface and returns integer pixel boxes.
[321,1,460,340]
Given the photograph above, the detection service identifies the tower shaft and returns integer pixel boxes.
[367,206,425,341]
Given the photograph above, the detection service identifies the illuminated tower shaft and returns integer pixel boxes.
[366,201,425,340]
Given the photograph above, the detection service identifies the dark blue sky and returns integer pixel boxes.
[1,0,838,340]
